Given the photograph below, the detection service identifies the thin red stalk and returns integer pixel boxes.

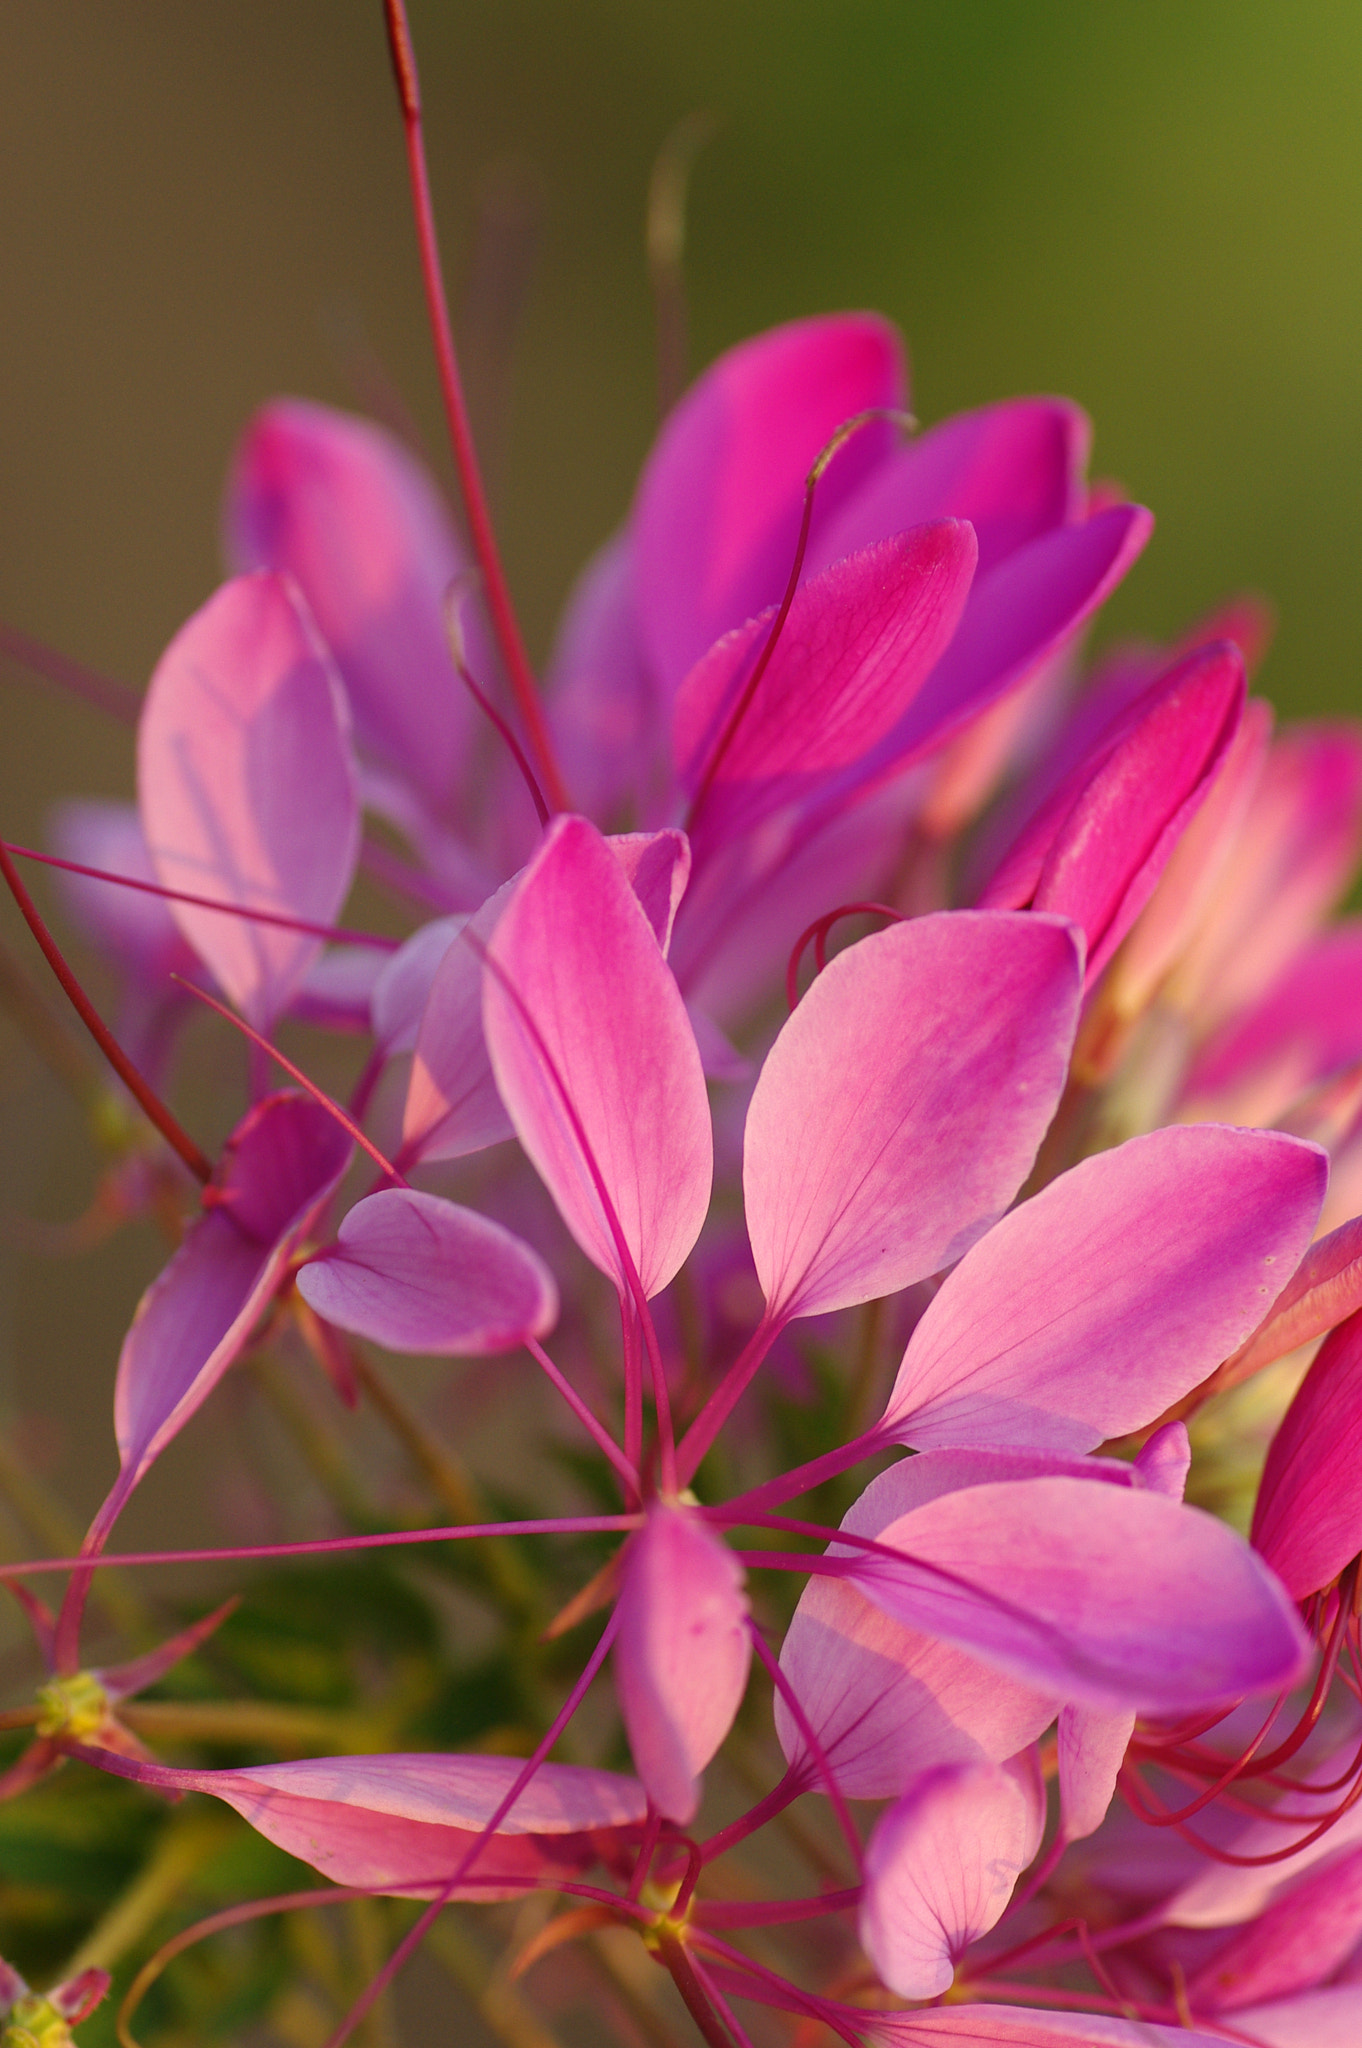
[1120,1757,1362,1862]
[524,1334,640,1495]
[677,1314,783,1484]
[682,1933,864,2048]
[0,620,140,724]
[456,657,549,828]
[748,1621,862,1871]
[320,1608,619,2048]
[654,1933,742,2048]
[625,1806,664,1904]
[683,406,912,832]
[172,979,405,1187]
[0,1514,642,1580]
[0,840,211,1181]
[3,841,399,948]
[687,1954,757,2048]
[382,0,568,812]
[785,901,903,1011]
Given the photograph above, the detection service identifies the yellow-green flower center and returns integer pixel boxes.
[34,1671,110,1742]
[2,1993,73,2048]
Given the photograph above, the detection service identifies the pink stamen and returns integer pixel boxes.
[171,979,405,1189]
[0,840,212,1182]
[524,1334,640,1496]
[676,1313,784,1485]
[454,651,550,830]
[3,840,400,949]
[785,901,904,1010]
[381,0,569,813]
[0,620,140,724]
[747,1622,862,1871]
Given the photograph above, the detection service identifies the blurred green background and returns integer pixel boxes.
[1,0,1360,1514]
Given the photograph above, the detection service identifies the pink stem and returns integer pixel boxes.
[382,0,569,813]
[676,1314,785,1485]
[0,840,211,1182]
[525,1335,640,1495]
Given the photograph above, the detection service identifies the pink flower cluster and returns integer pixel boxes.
[7,8,1362,2045]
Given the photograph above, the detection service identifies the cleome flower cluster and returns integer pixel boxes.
[5,7,1362,2045]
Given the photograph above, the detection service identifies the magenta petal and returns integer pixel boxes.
[614,1506,750,1823]
[225,399,473,812]
[1251,1307,1362,1598]
[1230,1212,1362,1384]
[812,396,1090,580]
[1185,920,1362,1127]
[114,1094,351,1492]
[1187,1847,1362,2014]
[606,829,691,954]
[883,1125,1326,1451]
[483,816,712,1299]
[877,502,1153,771]
[138,571,360,1030]
[633,313,907,693]
[860,1757,1045,1998]
[90,1748,646,1901]
[849,1475,1309,1711]
[1056,1705,1134,1842]
[547,531,665,820]
[1009,644,1246,982]
[744,911,1082,1323]
[297,1188,557,1356]
[673,521,977,839]
[867,2010,1220,2046]
[777,1452,1086,1800]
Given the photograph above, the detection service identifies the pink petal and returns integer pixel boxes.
[1169,721,1362,1031]
[673,521,978,841]
[1227,1212,1362,1385]
[483,816,712,1299]
[546,530,666,820]
[49,800,197,986]
[1184,920,1362,1127]
[867,2010,1222,2046]
[811,396,1090,580]
[1233,1989,1362,2047]
[744,911,1082,1323]
[633,313,907,693]
[848,1475,1309,1710]
[113,1093,351,1495]
[868,503,1153,774]
[1187,1846,1362,2013]
[90,1748,646,1901]
[370,916,465,1054]
[614,1506,751,1823]
[1057,1705,1134,1842]
[297,1188,557,1355]
[138,571,360,1030]
[1251,1307,1362,1598]
[860,1757,1045,1997]
[225,399,473,812]
[607,829,691,954]
[776,1451,1122,1800]
[988,643,1246,982]
[290,945,391,1033]
[883,1125,1326,1452]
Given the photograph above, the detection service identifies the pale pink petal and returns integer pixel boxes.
[297,1188,557,1355]
[868,2009,1224,2046]
[137,571,360,1030]
[1227,1212,1362,1385]
[860,1757,1045,1997]
[1028,645,1245,981]
[614,1506,750,1822]
[1134,1419,1193,1499]
[607,829,691,954]
[291,946,391,1032]
[848,1475,1309,1710]
[883,1125,1326,1451]
[1251,1307,1362,1598]
[1184,921,1362,1126]
[546,530,666,820]
[1057,1705,1135,1842]
[1187,1847,1362,2013]
[225,399,473,812]
[776,1451,1124,1800]
[371,916,465,1054]
[113,1094,351,1494]
[483,816,712,1298]
[633,313,907,693]
[673,521,977,842]
[49,800,197,986]
[869,503,1153,773]
[811,396,1089,580]
[743,911,1082,1323]
[1233,1988,1362,2047]
[91,1748,646,1901]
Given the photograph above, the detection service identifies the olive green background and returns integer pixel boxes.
[0,0,1359,1519]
